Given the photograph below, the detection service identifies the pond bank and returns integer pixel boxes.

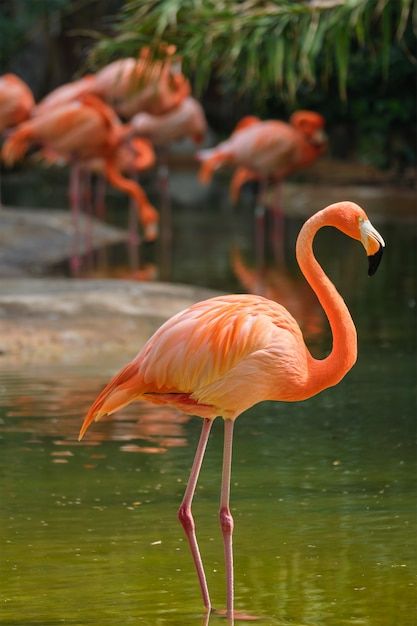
[0,207,127,277]
[0,279,218,364]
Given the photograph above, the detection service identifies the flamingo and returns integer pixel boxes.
[198,110,327,266]
[197,111,327,198]
[129,96,207,146]
[78,201,385,623]
[1,95,159,242]
[40,136,156,269]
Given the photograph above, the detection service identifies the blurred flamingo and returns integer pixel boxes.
[79,201,385,623]
[2,95,159,260]
[33,75,95,117]
[33,46,190,121]
[198,111,327,199]
[198,111,327,265]
[92,45,190,119]
[40,135,156,269]
[130,96,207,146]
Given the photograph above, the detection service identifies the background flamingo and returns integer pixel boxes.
[92,46,190,119]
[198,111,327,196]
[40,136,156,271]
[198,111,327,265]
[1,95,159,256]
[78,201,385,623]
[33,75,95,117]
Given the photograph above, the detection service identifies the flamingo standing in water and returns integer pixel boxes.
[198,111,327,265]
[79,201,385,623]
[40,135,156,271]
[1,95,159,242]
[198,111,327,200]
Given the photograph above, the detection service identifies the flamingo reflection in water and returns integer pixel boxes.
[1,373,189,456]
[79,202,384,623]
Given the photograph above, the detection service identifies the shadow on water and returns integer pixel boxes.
[0,168,416,625]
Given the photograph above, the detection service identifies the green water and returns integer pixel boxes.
[1,174,416,625]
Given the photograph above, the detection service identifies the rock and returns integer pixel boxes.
[0,278,219,364]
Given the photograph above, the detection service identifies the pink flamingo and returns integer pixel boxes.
[79,201,384,623]
[92,46,190,119]
[2,95,159,243]
[198,111,327,265]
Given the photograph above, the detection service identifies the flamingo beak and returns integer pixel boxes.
[360,219,385,276]
[312,128,328,146]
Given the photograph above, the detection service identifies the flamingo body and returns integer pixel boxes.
[130,96,207,145]
[93,52,190,118]
[2,95,122,166]
[33,76,95,117]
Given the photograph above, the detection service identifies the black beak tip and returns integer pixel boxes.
[368,246,384,276]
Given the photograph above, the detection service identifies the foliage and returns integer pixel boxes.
[88,0,416,102]
[0,0,69,67]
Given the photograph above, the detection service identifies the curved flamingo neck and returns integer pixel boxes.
[104,160,154,225]
[296,207,357,396]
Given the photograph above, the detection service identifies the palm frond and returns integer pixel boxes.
[87,0,416,101]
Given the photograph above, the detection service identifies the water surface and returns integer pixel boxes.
[1,171,416,625]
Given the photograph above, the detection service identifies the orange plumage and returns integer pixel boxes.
[198,110,327,202]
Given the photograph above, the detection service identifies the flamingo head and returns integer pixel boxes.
[324,202,385,276]
[290,110,327,149]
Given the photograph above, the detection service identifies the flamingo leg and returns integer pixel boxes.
[254,179,268,271]
[94,175,108,271]
[178,417,213,612]
[220,419,235,623]
[82,169,94,270]
[158,148,173,281]
[69,163,82,276]
[270,180,285,264]
[128,195,140,271]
